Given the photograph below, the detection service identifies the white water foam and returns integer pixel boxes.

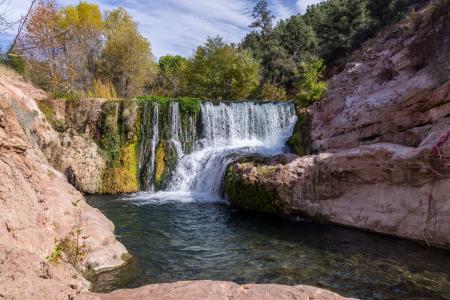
[135,102,296,205]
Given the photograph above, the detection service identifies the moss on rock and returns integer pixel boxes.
[179,97,201,114]
[101,139,139,194]
[99,101,140,194]
[287,108,312,156]
[223,163,279,214]
[154,140,178,190]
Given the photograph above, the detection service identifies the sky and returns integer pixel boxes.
[0,0,323,58]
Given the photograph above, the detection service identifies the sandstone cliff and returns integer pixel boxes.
[0,70,128,299]
[224,4,450,248]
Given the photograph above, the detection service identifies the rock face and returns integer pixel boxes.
[0,72,128,298]
[310,4,450,152]
[79,280,354,300]
[36,97,201,194]
[225,5,450,248]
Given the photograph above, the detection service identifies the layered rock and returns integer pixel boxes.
[310,4,450,152]
[225,143,450,247]
[35,97,201,194]
[79,280,354,300]
[224,4,450,247]
[0,72,128,298]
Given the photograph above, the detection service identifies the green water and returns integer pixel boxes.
[87,194,450,300]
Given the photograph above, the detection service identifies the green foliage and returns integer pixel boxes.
[97,101,140,194]
[1,51,26,74]
[155,55,188,97]
[19,2,156,98]
[50,89,81,101]
[179,97,201,113]
[257,83,287,101]
[100,8,156,97]
[296,56,327,107]
[134,95,172,106]
[239,0,420,97]
[46,199,88,271]
[186,37,260,100]
[99,131,121,163]
[250,0,275,36]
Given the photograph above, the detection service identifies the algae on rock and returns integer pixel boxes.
[223,158,279,214]
[287,107,312,156]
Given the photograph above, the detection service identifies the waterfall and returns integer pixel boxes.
[138,101,296,201]
[170,102,183,156]
[148,103,159,191]
[167,102,296,197]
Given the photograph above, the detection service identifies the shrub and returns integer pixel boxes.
[46,199,88,271]
[88,79,118,99]
[296,56,327,107]
[258,83,287,101]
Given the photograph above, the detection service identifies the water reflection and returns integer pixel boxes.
[87,195,450,300]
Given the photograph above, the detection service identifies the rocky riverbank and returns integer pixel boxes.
[0,70,128,299]
[224,4,450,248]
[0,64,348,300]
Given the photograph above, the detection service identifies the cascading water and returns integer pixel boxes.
[170,102,183,156]
[148,103,159,191]
[137,101,296,203]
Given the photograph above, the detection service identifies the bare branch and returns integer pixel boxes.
[6,0,37,55]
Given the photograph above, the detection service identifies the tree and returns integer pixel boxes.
[296,55,327,107]
[18,0,65,91]
[250,0,275,37]
[100,8,156,97]
[155,55,188,97]
[276,16,318,62]
[186,37,260,100]
[59,2,104,91]
[258,83,287,101]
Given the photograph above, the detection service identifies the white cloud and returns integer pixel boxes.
[0,0,302,58]
[296,0,324,13]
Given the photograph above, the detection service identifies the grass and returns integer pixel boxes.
[87,79,118,99]
[0,62,23,80]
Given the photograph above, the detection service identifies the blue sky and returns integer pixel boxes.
[1,0,323,58]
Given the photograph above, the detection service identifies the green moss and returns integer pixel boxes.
[100,101,140,194]
[134,95,172,106]
[50,89,81,101]
[223,164,279,214]
[101,138,139,194]
[154,142,166,186]
[179,97,201,114]
[153,140,178,190]
[287,108,312,156]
